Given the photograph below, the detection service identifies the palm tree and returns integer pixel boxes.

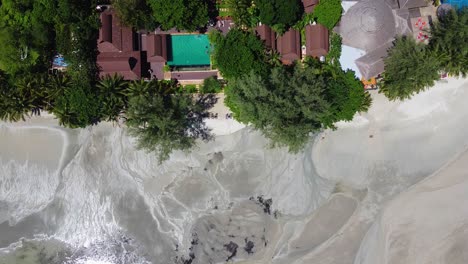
[267,50,282,67]
[126,79,154,98]
[45,73,71,110]
[0,77,31,122]
[429,8,468,77]
[97,74,129,122]
[14,74,47,117]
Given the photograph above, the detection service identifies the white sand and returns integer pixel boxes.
[0,78,468,264]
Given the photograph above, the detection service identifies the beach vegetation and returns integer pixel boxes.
[148,0,210,31]
[200,76,223,93]
[255,0,303,34]
[97,74,129,122]
[112,0,158,30]
[225,59,371,152]
[326,32,342,67]
[210,28,270,79]
[126,80,216,162]
[429,8,468,77]
[313,0,343,30]
[381,36,441,101]
[225,0,257,28]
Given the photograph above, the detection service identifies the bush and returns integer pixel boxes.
[326,32,342,66]
[211,28,270,79]
[314,0,343,30]
[381,36,441,101]
[183,84,198,93]
[226,61,371,152]
[200,76,222,93]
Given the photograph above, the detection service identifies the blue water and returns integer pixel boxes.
[53,55,68,67]
[443,0,468,8]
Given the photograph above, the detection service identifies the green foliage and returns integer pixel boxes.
[149,0,210,31]
[314,0,342,30]
[226,61,371,152]
[429,8,468,77]
[0,72,36,122]
[183,84,198,93]
[326,32,342,66]
[256,0,303,34]
[200,76,222,93]
[0,0,56,75]
[126,80,216,162]
[381,36,441,101]
[211,28,270,79]
[97,74,129,122]
[112,0,158,30]
[225,0,256,28]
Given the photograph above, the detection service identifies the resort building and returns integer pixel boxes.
[97,7,218,83]
[305,24,329,58]
[97,9,143,80]
[338,0,435,80]
[254,0,329,65]
[255,25,302,65]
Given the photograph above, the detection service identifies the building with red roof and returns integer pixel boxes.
[97,9,143,80]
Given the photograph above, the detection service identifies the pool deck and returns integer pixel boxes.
[171,70,219,83]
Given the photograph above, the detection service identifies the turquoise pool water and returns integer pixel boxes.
[167,34,211,67]
[443,0,468,8]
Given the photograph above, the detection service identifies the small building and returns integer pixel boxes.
[277,29,302,65]
[355,42,392,80]
[305,24,329,58]
[97,9,143,80]
[255,25,302,65]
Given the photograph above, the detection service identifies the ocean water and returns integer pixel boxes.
[0,123,333,264]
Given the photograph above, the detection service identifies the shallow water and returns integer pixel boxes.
[0,123,333,264]
[1,78,468,264]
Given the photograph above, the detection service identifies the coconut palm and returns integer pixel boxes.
[97,74,129,122]
[0,76,32,122]
[429,8,468,77]
[126,79,154,98]
[267,51,282,67]
[45,73,71,110]
[14,74,47,117]
[381,36,441,100]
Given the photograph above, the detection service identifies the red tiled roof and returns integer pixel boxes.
[97,9,142,80]
[255,24,276,50]
[277,29,301,64]
[147,33,168,62]
[98,51,142,80]
[305,24,329,58]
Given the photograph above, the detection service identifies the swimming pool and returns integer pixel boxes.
[167,34,211,67]
[443,0,468,8]
[52,55,68,68]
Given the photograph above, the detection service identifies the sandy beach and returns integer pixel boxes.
[0,77,467,264]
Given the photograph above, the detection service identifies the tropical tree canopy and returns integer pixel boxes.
[255,0,303,34]
[225,0,257,28]
[97,74,129,122]
[0,0,55,74]
[381,36,441,101]
[429,8,468,77]
[112,0,158,30]
[126,80,216,162]
[313,0,342,30]
[211,29,270,79]
[200,76,223,93]
[225,61,371,152]
[148,0,210,31]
